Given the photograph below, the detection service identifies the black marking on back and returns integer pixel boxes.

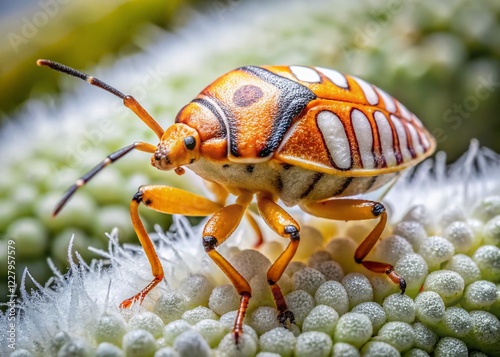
[246,165,254,173]
[192,98,227,138]
[332,177,353,196]
[282,163,293,170]
[276,174,283,192]
[239,66,317,157]
[222,164,230,169]
[300,172,324,199]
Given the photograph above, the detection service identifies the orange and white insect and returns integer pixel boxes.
[38,60,435,341]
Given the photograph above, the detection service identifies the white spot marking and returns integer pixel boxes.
[352,76,378,105]
[290,66,321,83]
[419,130,430,150]
[374,111,397,167]
[391,115,412,162]
[412,114,424,128]
[376,87,397,113]
[407,124,424,155]
[351,109,375,169]
[315,67,348,88]
[317,111,351,169]
[397,101,412,120]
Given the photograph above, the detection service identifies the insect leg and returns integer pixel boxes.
[206,181,264,248]
[301,199,406,293]
[202,191,253,343]
[121,185,222,308]
[245,212,264,248]
[256,192,300,326]
[53,141,156,216]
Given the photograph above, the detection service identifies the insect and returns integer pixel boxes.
[38,60,435,342]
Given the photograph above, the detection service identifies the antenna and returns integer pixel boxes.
[37,59,164,139]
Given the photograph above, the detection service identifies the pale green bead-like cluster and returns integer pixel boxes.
[2,0,500,297]
[4,183,500,356]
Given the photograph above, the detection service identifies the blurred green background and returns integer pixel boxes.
[0,0,213,304]
[1,0,500,303]
[1,0,499,159]
[1,0,196,115]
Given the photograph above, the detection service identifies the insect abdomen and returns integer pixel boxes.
[268,65,435,174]
[190,159,396,207]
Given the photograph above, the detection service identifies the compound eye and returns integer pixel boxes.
[184,136,196,150]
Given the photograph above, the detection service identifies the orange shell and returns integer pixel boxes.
[176,65,435,176]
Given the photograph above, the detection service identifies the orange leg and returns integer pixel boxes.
[206,181,264,247]
[201,191,253,343]
[120,185,222,308]
[246,211,264,248]
[256,193,300,325]
[205,181,229,206]
[301,199,406,293]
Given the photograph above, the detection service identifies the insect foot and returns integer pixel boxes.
[278,310,296,328]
